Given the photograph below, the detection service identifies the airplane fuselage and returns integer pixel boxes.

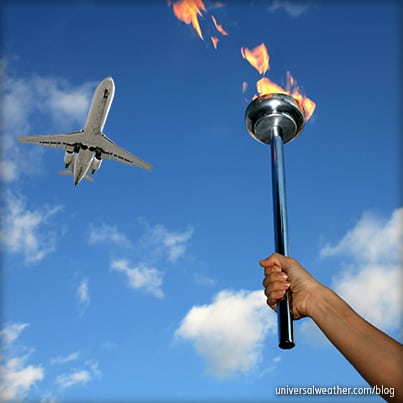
[72,148,95,185]
[71,77,115,185]
[84,77,114,134]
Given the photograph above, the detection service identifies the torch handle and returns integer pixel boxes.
[270,128,295,349]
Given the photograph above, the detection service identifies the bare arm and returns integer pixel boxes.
[260,253,402,402]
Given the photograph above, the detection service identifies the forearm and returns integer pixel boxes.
[309,285,402,402]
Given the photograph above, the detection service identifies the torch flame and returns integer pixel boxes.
[241,43,316,120]
[256,77,286,96]
[173,0,206,40]
[211,15,228,36]
[211,36,219,49]
[240,43,269,75]
[171,0,228,48]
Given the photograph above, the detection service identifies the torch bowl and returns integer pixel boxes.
[245,93,305,145]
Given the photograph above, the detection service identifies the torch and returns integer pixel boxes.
[245,93,305,349]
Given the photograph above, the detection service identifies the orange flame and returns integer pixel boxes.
[211,15,228,36]
[171,0,228,48]
[241,43,269,75]
[285,72,316,120]
[256,77,286,96]
[241,43,316,120]
[173,0,206,40]
[211,36,219,49]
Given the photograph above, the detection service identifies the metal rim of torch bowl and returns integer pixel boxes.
[245,93,305,145]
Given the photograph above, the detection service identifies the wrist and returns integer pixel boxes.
[304,283,333,319]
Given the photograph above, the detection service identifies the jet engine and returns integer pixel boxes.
[64,151,74,168]
[90,157,102,174]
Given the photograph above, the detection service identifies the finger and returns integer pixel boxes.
[259,252,284,268]
[264,266,286,279]
[262,271,288,288]
[266,289,286,310]
[264,280,290,297]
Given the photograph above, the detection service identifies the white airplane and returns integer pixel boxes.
[18,76,152,185]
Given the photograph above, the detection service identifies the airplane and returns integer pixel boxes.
[18,76,152,185]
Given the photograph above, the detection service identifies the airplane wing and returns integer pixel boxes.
[18,131,84,152]
[95,134,152,171]
[18,130,152,171]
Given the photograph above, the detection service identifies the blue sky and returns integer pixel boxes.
[1,1,401,401]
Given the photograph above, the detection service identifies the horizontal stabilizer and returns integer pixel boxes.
[57,170,73,176]
[57,170,94,182]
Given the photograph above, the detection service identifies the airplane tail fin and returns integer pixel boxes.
[57,170,94,182]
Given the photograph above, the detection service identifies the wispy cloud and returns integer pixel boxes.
[0,322,29,344]
[320,208,402,264]
[0,191,62,263]
[55,359,101,389]
[76,279,90,315]
[88,223,131,248]
[111,259,164,299]
[86,221,194,298]
[77,280,89,305]
[145,224,194,263]
[1,70,37,183]
[56,370,90,389]
[192,272,216,287]
[0,322,44,401]
[321,208,403,330]
[32,76,93,128]
[175,289,276,378]
[268,0,310,18]
[1,61,93,183]
[50,352,80,366]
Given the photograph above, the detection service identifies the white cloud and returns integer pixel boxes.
[146,224,194,263]
[77,280,89,304]
[32,76,93,128]
[1,73,36,183]
[321,208,403,331]
[175,289,276,378]
[2,73,32,134]
[76,279,90,313]
[87,221,194,298]
[268,0,310,18]
[55,370,90,389]
[50,352,80,365]
[0,191,62,263]
[88,223,131,247]
[0,322,29,344]
[55,360,100,390]
[40,392,58,403]
[111,259,164,299]
[192,272,216,287]
[333,263,401,330]
[0,358,44,401]
[0,323,44,401]
[320,208,403,264]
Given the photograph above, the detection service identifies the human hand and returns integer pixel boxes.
[260,253,324,320]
